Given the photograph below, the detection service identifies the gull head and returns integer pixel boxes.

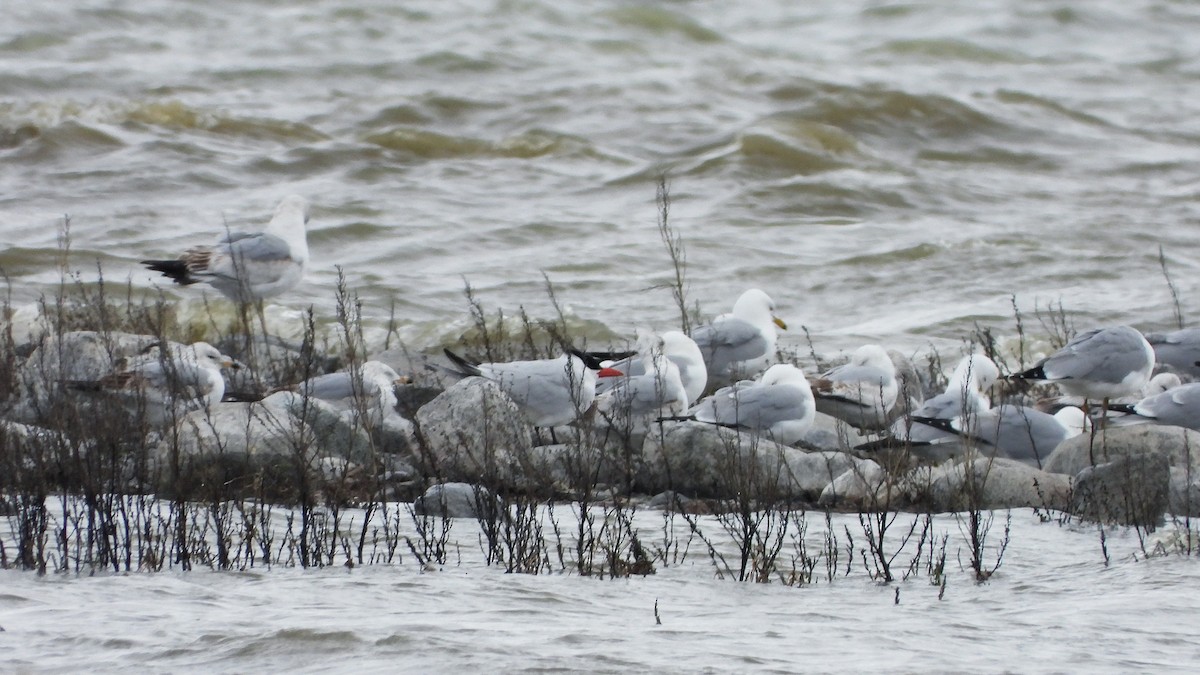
[733,288,786,331]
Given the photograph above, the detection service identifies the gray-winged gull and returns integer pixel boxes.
[890,354,1000,444]
[1145,327,1200,378]
[1108,381,1200,431]
[142,195,310,303]
[914,404,1088,469]
[688,363,816,445]
[812,344,899,432]
[1010,325,1154,401]
[595,331,689,433]
[690,288,786,383]
[69,341,233,426]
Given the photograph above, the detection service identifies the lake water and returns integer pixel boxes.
[4,1,1200,671]
[2,507,1198,673]
[3,0,1200,358]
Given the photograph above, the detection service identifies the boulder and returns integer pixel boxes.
[12,331,170,423]
[260,391,374,462]
[927,455,1071,512]
[153,402,323,500]
[414,377,534,482]
[640,421,867,500]
[413,482,496,519]
[1169,467,1200,517]
[1045,425,1200,476]
[818,460,889,508]
[1070,451,1169,528]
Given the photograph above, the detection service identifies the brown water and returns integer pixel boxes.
[2,0,1199,359]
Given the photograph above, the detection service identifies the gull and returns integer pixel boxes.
[913,405,1088,469]
[687,363,815,445]
[812,344,898,432]
[889,354,1000,444]
[690,288,786,383]
[68,341,233,426]
[588,330,707,405]
[442,349,599,428]
[142,195,310,303]
[1144,327,1200,378]
[595,332,689,434]
[277,360,406,426]
[1107,381,1200,432]
[1009,325,1154,401]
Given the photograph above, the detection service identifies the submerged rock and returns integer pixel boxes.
[413,482,497,519]
[818,460,890,509]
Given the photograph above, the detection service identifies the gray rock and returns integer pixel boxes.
[218,334,337,391]
[12,331,171,423]
[413,482,496,519]
[1169,467,1200,517]
[261,391,374,463]
[414,377,534,482]
[516,442,627,494]
[818,460,888,508]
[151,402,306,499]
[928,455,1072,512]
[378,413,418,454]
[1045,425,1200,476]
[1071,451,1169,528]
[639,420,865,500]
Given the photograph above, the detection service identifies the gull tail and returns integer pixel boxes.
[909,416,958,434]
[142,259,198,286]
[1009,364,1046,381]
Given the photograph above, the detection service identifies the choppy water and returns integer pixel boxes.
[4,4,1200,667]
[3,0,1200,356]
[2,509,1198,673]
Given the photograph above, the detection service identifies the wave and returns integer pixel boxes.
[363,126,586,160]
[0,99,327,146]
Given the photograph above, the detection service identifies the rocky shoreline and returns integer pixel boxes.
[4,329,1198,531]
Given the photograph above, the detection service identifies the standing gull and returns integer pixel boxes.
[690,288,786,384]
[142,195,310,303]
[812,344,898,432]
[1009,325,1154,401]
[688,363,816,445]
